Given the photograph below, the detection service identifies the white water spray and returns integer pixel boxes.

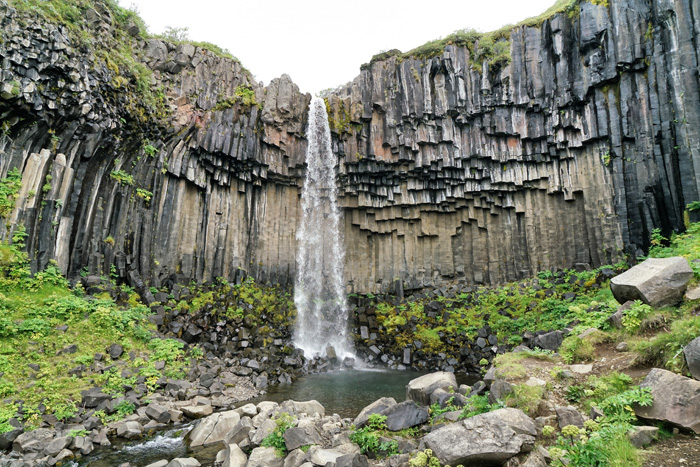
[293,97,353,360]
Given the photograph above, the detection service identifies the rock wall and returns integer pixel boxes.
[1,0,699,292]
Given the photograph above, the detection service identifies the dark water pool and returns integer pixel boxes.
[246,369,478,418]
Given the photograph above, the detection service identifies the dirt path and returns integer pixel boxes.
[643,433,700,466]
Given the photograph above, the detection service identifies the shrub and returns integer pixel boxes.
[261,412,295,456]
[560,336,594,364]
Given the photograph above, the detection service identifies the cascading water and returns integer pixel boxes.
[293,97,353,360]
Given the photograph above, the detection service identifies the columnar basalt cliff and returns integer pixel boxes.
[0,0,698,293]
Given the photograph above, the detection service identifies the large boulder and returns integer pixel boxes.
[635,368,700,433]
[187,410,241,447]
[423,408,536,465]
[684,337,700,381]
[353,397,397,428]
[280,400,325,417]
[221,443,247,467]
[284,425,322,451]
[381,400,429,431]
[247,446,283,467]
[406,372,458,406]
[610,257,693,307]
[12,428,54,453]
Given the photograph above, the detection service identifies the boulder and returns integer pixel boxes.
[610,257,693,307]
[145,461,169,467]
[423,408,536,465]
[488,380,513,404]
[532,331,564,351]
[187,410,241,447]
[336,453,370,467]
[284,425,322,451]
[684,337,700,381]
[224,417,254,445]
[406,372,458,406]
[635,368,700,433]
[380,400,429,431]
[308,446,345,465]
[555,406,584,429]
[250,418,277,446]
[222,443,247,467]
[12,428,54,453]
[167,459,201,467]
[0,428,23,451]
[353,397,397,428]
[116,421,143,439]
[145,403,171,423]
[80,387,111,408]
[44,436,71,456]
[247,446,283,467]
[280,400,325,417]
[628,426,659,448]
[181,404,214,419]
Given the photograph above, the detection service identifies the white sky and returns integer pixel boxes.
[119,0,558,94]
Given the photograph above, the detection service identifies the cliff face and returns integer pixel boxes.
[1,0,699,292]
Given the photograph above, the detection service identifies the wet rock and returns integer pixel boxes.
[49,448,75,465]
[611,257,693,307]
[406,371,458,406]
[116,421,143,439]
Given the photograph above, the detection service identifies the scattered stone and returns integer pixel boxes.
[145,403,171,424]
[569,364,593,374]
[488,380,514,404]
[220,443,247,467]
[284,425,322,451]
[611,257,693,307]
[108,343,124,359]
[181,405,213,419]
[166,458,201,467]
[145,461,169,467]
[116,421,143,439]
[308,446,345,465]
[616,342,629,352]
[353,397,397,428]
[224,417,254,446]
[81,387,112,408]
[532,331,564,351]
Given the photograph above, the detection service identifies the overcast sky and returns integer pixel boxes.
[119,0,557,94]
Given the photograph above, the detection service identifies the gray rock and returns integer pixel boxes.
[380,400,429,431]
[335,452,370,467]
[145,461,169,467]
[423,408,536,465]
[182,405,213,419]
[280,400,325,417]
[406,372,458,406]
[636,368,700,433]
[684,336,700,380]
[488,380,513,404]
[611,257,693,307]
[247,446,283,467]
[222,443,247,467]
[49,448,75,465]
[616,342,629,352]
[108,343,124,359]
[284,425,322,451]
[44,436,71,456]
[628,426,659,448]
[116,421,143,439]
[13,428,54,453]
[145,403,171,424]
[532,331,564,351]
[555,406,585,429]
[224,417,254,445]
[308,446,345,465]
[0,428,22,451]
[353,397,397,428]
[250,418,277,446]
[81,387,111,408]
[187,410,241,447]
[70,436,94,455]
[167,459,201,467]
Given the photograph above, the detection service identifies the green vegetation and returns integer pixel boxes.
[0,168,22,222]
[560,336,594,364]
[349,414,399,457]
[110,169,135,186]
[409,448,463,467]
[261,412,296,457]
[214,85,259,111]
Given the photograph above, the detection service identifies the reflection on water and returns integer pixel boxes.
[246,369,478,418]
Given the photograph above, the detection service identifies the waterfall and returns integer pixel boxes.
[293,97,352,360]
